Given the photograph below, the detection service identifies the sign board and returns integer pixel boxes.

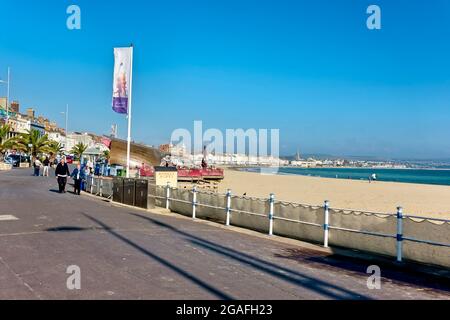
[154,167,178,188]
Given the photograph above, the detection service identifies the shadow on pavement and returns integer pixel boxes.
[48,189,80,195]
[46,226,91,232]
[129,213,371,300]
[275,248,450,294]
[81,212,233,300]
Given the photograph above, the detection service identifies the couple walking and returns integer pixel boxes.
[54,158,86,195]
[33,156,50,176]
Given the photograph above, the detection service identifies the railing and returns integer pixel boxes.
[84,175,113,199]
[83,178,450,268]
[153,183,450,266]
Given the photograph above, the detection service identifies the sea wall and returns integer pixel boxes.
[87,179,450,269]
[157,187,450,269]
[0,162,12,171]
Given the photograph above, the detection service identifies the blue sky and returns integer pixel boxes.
[0,0,449,159]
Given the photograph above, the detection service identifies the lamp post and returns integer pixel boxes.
[0,67,10,119]
[60,104,69,153]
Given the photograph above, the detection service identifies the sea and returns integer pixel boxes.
[240,167,450,186]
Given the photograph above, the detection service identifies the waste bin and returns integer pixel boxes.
[123,178,135,206]
[135,179,149,209]
[147,181,156,209]
[112,177,124,203]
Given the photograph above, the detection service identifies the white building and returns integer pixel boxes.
[5,115,30,138]
[170,151,288,168]
[64,132,109,157]
[48,131,64,143]
[47,131,68,150]
[65,132,93,152]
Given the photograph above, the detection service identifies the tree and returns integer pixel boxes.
[14,129,50,157]
[102,150,110,160]
[0,124,14,159]
[71,142,88,160]
[44,140,64,157]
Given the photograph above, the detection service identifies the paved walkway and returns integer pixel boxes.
[0,168,449,299]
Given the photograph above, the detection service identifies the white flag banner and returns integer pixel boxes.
[112,47,132,114]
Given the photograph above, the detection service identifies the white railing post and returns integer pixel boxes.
[192,186,197,219]
[268,193,275,236]
[165,182,170,210]
[323,200,330,248]
[90,176,94,194]
[225,189,232,226]
[99,179,103,197]
[396,206,403,262]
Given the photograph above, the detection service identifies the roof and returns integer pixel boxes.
[84,148,103,155]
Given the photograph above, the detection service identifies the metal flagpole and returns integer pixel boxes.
[6,67,10,119]
[126,44,134,178]
[65,104,69,149]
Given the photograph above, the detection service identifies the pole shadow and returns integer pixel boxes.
[277,248,450,293]
[129,213,371,300]
[81,212,233,300]
[46,226,90,232]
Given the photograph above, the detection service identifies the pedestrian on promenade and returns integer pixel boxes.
[94,162,101,176]
[55,158,71,193]
[33,157,42,176]
[87,160,93,174]
[42,156,50,177]
[82,165,90,191]
[71,164,85,195]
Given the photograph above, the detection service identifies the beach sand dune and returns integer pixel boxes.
[218,169,450,219]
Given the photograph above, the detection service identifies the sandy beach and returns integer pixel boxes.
[217,169,450,219]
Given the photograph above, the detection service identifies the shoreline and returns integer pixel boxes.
[218,168,450,218]
[231,166,450,194]
[244,165,450,171]
[232,166,450,187]
[226,165,450,174]
[281,166,450,171]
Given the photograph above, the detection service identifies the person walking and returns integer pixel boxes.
[33,157,42,176]
[71,164,85,195]
[81,164,90,191]
[42,156,50,177]
[55,158,71,193]
[94,162,101,176]
[87,160,93,174]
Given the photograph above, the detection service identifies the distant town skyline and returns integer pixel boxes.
[1,0,450,159]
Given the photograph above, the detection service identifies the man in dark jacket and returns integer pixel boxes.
[42,156,50,177]
[70,164,86,195]
[55,158,71,193]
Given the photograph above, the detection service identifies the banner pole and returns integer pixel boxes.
[126,44,134,178]
[6,67,10,119]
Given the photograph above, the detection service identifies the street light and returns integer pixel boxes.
[0,67,10,119]
[60,104,69,153]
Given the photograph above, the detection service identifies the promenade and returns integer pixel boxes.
[0,168,448,299]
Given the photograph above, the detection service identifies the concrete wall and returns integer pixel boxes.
[89,180,450,269]
[156,186,450,269]
[0,163,12,171]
